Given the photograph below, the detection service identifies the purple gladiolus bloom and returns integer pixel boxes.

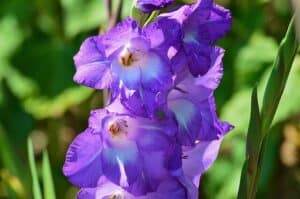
[73,17,180,115]
[63,100,179,195]
[64,0,233,198]
[159,0,232,76]
[74,18,173,91]
[168,47,233,146]
[136,0,174,13]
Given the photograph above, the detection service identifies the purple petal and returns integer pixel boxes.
[88,109,111,133]
[168,97,203,146]
[77,178,136,199]
[145,177,190,199]
[184,43,214,76]
[120,88,169,119]
[182,138,223,186]
[168,54,232,145]
[145,17,182,50]
[101,141,142,187]
[111,58,142,90]
[101,18,141,57]
[140,151,170,190]
[77,188,95,199]
[196,96,233,140]
[194,3,232,43]
[140,51,172,91]
[63,129,103,188]
[73,36,112,89]
[74,36,106,67]
[194,47,224,89]
[183,0,232,44]
[136,0,174,13]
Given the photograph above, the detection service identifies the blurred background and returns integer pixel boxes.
[0,0,299,198]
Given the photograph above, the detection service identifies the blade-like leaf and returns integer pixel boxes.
[237,160,248,199]
[261,17,299,133]
[27,138,42,199]
[238,87,262,199]
[238,17,299,199]
[246,87,261,158]
[42,151,56,199]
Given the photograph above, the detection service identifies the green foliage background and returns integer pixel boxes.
[0,0,299,198]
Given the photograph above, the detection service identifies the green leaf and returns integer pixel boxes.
[23,87,93,119]
[27,138,42,199]
[175,0,197,4]
[0,16,24,59]
[43,151,56,199]
[0,126,20,181]
[261,17,299,133]
[131,6,149,25]
[237,17,299,199]
[237,161,248,199]
[222,57,300,136]
[257,124,282,196]
[238,87,262,198]
[246,87,262,158]
[272,57,300,122]
[10,34,93,119]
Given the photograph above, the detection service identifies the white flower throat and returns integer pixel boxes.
[118,42,146,68]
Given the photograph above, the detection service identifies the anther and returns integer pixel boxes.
[119,49,134,67]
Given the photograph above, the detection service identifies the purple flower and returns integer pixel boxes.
[168,47,232,146]
[159,0,232,76]
[136,0,174,13]
[74,18,171,91]
[63,100,179,194]
[73,18,180,115]
[64,1,234,198]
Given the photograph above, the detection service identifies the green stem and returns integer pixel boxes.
[175,0,197,4]
[143,11,160,27]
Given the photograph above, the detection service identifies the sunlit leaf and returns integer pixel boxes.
[27,138,42,199]
[43,151,56,199]
[23,87,93,119]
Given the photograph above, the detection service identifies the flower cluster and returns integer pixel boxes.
[63,0,233,198]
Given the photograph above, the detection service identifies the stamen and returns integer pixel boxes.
[109,123,121,136]
[108,119,128,137]
[119,48,135,67]
[109,192,123,199]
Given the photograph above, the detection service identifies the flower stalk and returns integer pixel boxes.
[64,1,233,198]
